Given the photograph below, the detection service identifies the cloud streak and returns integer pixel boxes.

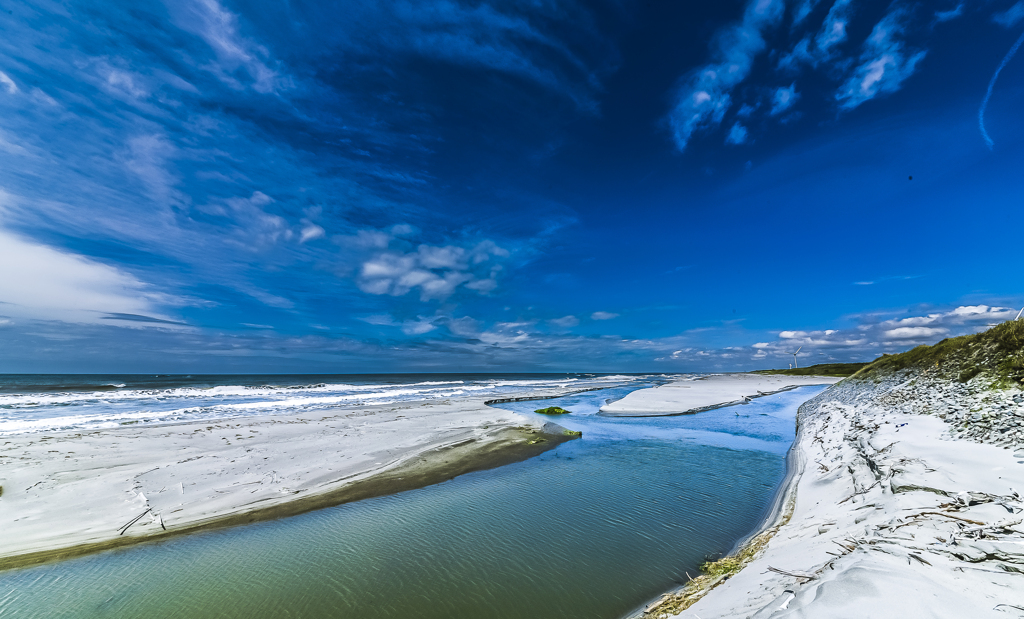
[836,10,927,110]
[979,27,1024,149]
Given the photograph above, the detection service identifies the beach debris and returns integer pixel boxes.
[643,594,670,614]
[767,566,818,581]
[994,604,1024,614]
[118,508,152,535]
[778,590,796,610]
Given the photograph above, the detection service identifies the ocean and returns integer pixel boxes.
[0,373,668,435]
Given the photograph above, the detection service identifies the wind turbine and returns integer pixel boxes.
[785,346,802,369]
[1016,307,1024,321]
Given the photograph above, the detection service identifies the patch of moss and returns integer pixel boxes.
[752,362,868,377]
[562,429,582,437]
[700,556,742,577]
[534,406,571,415]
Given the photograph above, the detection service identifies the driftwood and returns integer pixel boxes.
[961,517,1023,535]
[914,511,985,526]
[908,553,931,566]
[118,508,152,535]
[767,566,818,580]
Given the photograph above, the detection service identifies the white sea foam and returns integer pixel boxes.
[0,375,654,436]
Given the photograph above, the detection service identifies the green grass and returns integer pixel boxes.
[700,556,742,577]
[853,320,1024,387]
[752,362,868,377]
[534,406,571,415]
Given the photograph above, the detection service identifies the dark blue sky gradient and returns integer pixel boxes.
[0,0,1022,372]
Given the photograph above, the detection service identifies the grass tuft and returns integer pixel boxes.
[700,556,742,577]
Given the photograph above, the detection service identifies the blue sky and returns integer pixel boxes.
[0,0,1022,373]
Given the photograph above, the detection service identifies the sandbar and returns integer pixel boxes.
[0,389,581,571]
[600,374,841,417]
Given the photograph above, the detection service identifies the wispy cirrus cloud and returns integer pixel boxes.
[993,1,1024,27]
[304,0,617,112]
[666,0,785,151]
[934,4,964,23]
[0,71,18,94]
[770,83,799,115]
[777,0,854,72]
[167,0,289,94]
[836,9,927,110]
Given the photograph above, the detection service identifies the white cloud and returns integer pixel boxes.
[549,315,579,328]
[299,224,325,243]
[222,191,294,246]
[173,0,288,94]
[752,305,1018,365]
[792,0,823,25]
[778,0,853,71]
[770,83,799,116]
[725,122,748,145]
[591,311,619,320]
[358,314,438,335]
[667,0,785,151]
[994,1,1024,27]
[358,239,508,301]
[883,326,948,340]
[401,317,438,335]
[816,0,853,56]
[0,228,176,325]
[123,134,182,205]
[0,71,18,94]
[836,10,927,110]
[935,4,964,23]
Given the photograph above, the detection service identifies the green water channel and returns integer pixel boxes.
[0,384,826,619]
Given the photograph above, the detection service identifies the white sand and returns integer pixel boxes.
[601,374,841,416]
[656,381,1024,619]
[0,390,577,569]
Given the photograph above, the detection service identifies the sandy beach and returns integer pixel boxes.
[601,374,842,417]
[0,387,584,571]
[631,371,1024,618]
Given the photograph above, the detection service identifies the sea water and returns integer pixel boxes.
[0,377,827,619]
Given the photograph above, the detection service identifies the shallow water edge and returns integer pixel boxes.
[0,423,575,572]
